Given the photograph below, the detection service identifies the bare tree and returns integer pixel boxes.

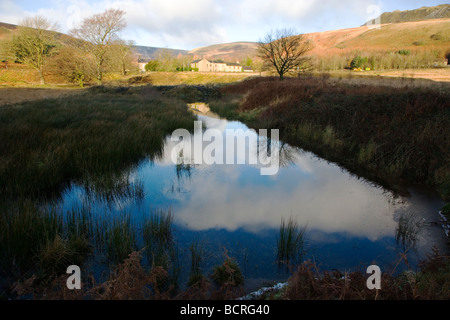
[10,15,59,84]
[70,9,127,84]
[108,39,135,76]
[258,28,312,80]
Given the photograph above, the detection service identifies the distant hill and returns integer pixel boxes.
[132,45,189,60]
[188,42,259,62]
[132,41,259,63]
[363,4,450,25]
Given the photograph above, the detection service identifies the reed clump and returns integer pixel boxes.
[276,217,307,271]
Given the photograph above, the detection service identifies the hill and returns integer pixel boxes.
[131,45,189,60]
[0,22,17,40]
[188,41,259,62]
[307,18,450,55]
[130,42,259,63]
[363,4,450,25]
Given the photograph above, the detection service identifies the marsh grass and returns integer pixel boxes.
[0,84,197,294]
[188,238,206,287]
[0,85,196,200]
[395,211,425,253]
[276,216,307,271]
[103,212,138,266]
[0,201,95,282]
[213,76,450,201]
[142,209,181,292]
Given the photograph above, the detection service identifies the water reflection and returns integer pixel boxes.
[155,116,400,239]
[59,112,447,283]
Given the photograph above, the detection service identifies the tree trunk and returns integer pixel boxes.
[38,68,45,85]
[97,63,102,85]
[121,60,126,76]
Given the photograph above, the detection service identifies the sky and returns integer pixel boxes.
[0,0,448,49]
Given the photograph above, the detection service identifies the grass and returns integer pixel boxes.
[142,209,179,290]
[0,201,94,283]
[0,85,196,199]
[188,238,207,287]
[395,211,425,253]
[276,217,307,271]
[103,212,138,265]
[0,83,197,296]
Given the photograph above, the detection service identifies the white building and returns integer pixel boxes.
[190,58,243,72]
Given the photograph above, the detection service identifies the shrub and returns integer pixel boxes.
[398,49,410,56]
[350,55,368,69]
[211,254,244,287]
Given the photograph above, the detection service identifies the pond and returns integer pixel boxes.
[57,107,448,292]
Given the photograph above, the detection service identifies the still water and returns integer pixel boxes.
[59,110,448,291]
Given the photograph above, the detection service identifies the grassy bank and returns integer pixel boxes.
[0,85,196,199]
[210,76,450,202]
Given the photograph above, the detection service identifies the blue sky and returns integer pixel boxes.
[0,0,447,49]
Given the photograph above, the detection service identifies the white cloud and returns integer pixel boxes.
[0,0,429,49]
[0,0,26,24]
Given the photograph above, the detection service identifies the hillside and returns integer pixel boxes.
[0,21,83,48]
[364,4,450,25]
[0,22,17,40]
[132,45,189,60]
[307,18,450,56]
[188,41,259,62]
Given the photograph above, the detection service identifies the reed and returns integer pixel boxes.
[395,211,425,253]
[276,216,307,271]
[103,212,137,265]
[142,209,180,292]
[188,238,206,287]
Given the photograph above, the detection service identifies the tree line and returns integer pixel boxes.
[1,9,135,86]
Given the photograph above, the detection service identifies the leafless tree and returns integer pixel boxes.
[9,15,59,84]
[258,28,313,80]
[109,39,135,76]
[70,9,127,84]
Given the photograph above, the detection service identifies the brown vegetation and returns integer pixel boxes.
[215,76,450,201]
